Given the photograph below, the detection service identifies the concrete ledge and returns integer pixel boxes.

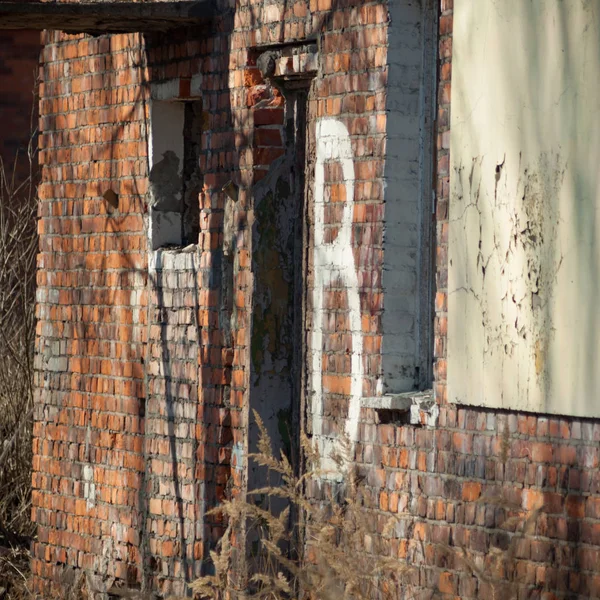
[362,394,412,412]
[363,390,433,411]
[363,390,438,426]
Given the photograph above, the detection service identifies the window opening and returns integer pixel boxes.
[148,99,202,250]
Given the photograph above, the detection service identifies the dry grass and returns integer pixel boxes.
[190,411,411,600]
[0,134,39,598]
[191,415,551,600]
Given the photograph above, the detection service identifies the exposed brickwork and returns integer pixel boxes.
[32,17,249,594]
[25,0,600,598]
[33,30,150,594]
[434,0,451,407]
[349,407,600,598]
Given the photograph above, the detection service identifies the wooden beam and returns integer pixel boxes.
[0,1,215,34]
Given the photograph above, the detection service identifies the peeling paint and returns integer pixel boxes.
[149,150,182,211]
[450,0,600,417]
[450,152,566,409]
[82,464,96,510]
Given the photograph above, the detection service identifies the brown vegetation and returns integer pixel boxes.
[190,411,410,600]
[0,133,39,598]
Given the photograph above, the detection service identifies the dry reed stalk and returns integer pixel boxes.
[190,411,412,600]
[0,104,39,598]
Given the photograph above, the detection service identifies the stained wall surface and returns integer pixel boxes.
[31,1,406,594]
[449,0,600,416]
[28,0,600,598]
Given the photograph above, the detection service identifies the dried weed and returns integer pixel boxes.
[190,411,411,600]
[0,118,39,598]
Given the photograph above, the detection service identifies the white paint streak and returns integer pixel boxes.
[311,118,363,467]
[83,464,96,510]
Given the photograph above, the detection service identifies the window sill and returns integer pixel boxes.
[363,390,438,426]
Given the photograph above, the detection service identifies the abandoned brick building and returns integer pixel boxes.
[1,0,600,597]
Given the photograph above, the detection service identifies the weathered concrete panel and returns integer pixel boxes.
[381,0,432,394]
[449,0,600,416]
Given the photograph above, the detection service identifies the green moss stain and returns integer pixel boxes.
[277,407,292,461]
[251,178,295,379]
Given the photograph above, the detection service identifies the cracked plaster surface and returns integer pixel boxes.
[450,152,566,409]
[449,0,600,417]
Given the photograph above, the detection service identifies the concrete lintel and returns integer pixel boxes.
[256,42,318,82]
[0,1,216,34]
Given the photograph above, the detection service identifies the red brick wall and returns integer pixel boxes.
[0,30,40,184]
[395,1,600,597]
[304,2,389,448]
[31,0,395,590]
[30,0,600,598]
[31,19,246,593]
[33,30,150,593]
